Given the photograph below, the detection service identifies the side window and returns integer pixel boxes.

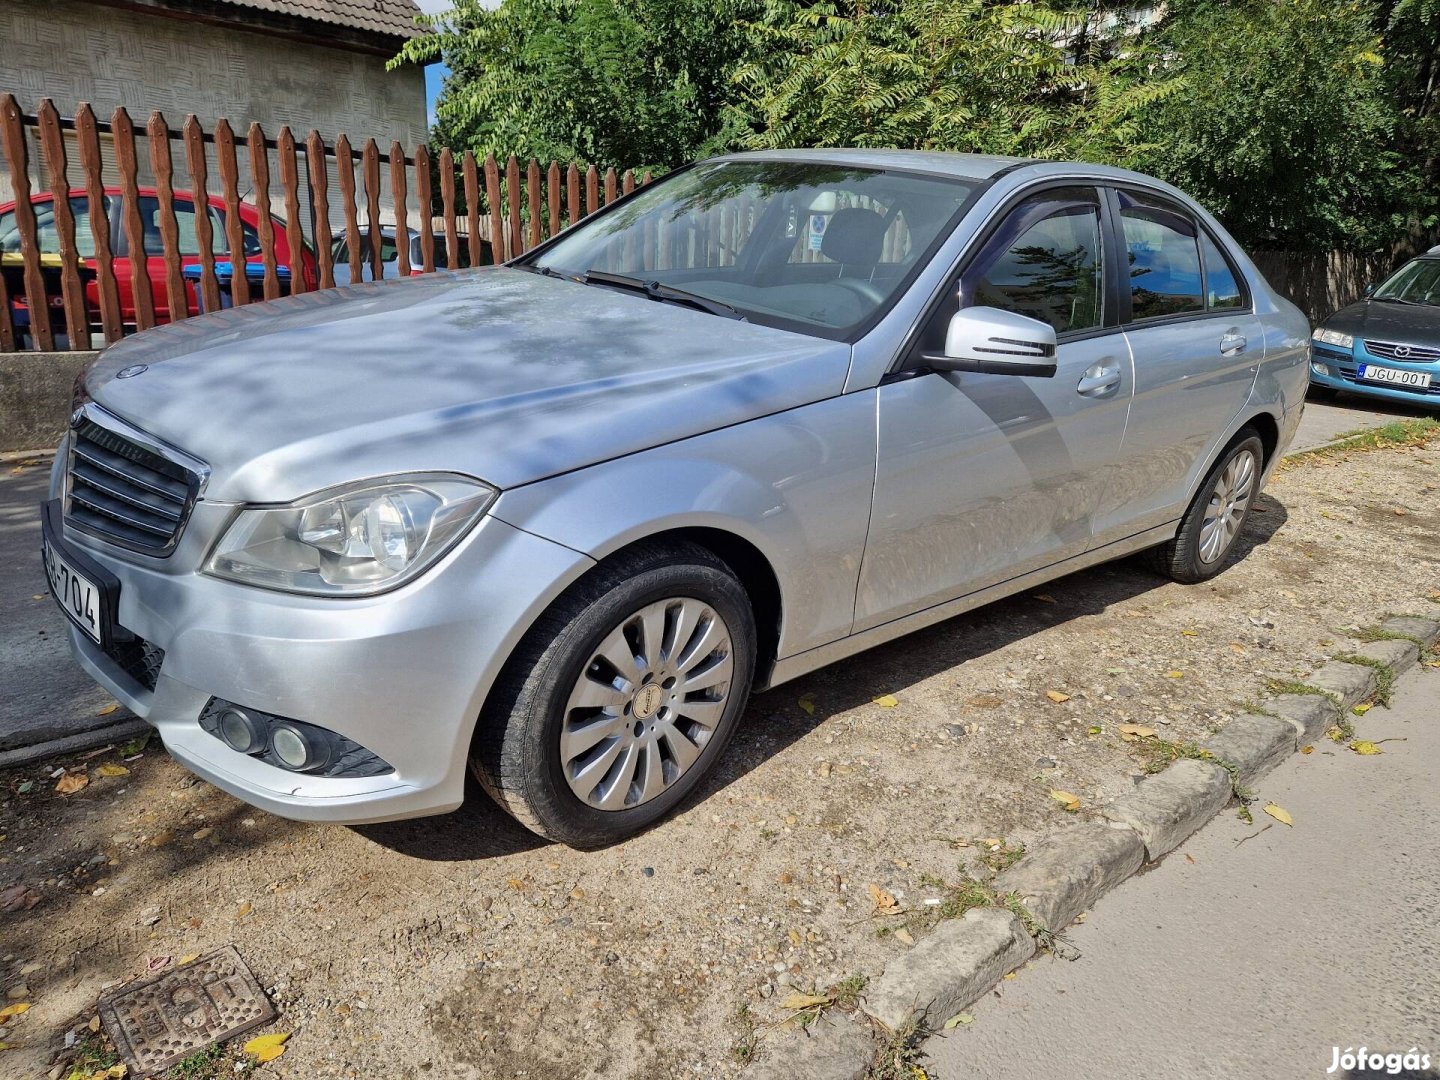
[962,187,1105,334]
[1,198,100,257]
[1118,190,1203,320]
[1200,230,1243,309]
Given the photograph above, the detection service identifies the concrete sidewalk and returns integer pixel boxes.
[923,670,1440,1080]
[0,454,143,758]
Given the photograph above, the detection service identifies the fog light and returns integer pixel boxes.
[217,707,265,754]
[1311,361,1327,376]
[269,722,332,772]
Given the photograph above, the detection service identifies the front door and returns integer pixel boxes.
[855,185,1133,631]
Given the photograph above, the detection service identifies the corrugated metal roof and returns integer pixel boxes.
[210,0,424,40]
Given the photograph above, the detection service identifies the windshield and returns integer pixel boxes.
[526,160,978,340]
[1373,257,1440,306]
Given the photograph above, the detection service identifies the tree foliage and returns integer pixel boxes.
[403,0,1440,253]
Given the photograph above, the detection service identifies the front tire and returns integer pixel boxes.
[1145,431,1264,584]
[471,541,756,847]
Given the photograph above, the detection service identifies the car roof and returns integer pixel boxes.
[716,147,1026,181]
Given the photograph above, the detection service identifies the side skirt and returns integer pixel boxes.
[764,520,1179,690]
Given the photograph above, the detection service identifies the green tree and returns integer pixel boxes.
[395,0,761,171]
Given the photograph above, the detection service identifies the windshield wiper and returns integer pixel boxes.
[515,263,579,282]
[1372,295,1422,305]
[580,270,744,320]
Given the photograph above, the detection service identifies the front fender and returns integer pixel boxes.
[489,393,879,659]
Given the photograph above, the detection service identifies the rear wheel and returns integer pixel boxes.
[1145,431,1264,584]
[471,542,756,847]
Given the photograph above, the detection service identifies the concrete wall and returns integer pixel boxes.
[0,350,94,453]
[0,0,427,223]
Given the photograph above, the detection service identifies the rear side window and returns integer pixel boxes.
[1200,231,1244,309]
[1118,190,1204,320]
[962,186,1106,335]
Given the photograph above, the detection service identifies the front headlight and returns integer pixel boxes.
[205,473,496,596]
[1312,327,1354,349]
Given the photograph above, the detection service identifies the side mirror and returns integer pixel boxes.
[923,306,1058,378]
[1363,283,1375,297]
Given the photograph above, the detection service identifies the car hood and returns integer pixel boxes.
[1322,299,1440,351]
[85,269,852,502]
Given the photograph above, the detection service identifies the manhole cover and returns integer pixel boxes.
[98,945,275,1074]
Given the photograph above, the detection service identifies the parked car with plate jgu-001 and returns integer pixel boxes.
[44,150,1309,848]
[1309,245,1440,408]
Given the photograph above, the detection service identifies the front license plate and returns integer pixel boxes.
[1358,363,1432,389]
[44,536,103,643]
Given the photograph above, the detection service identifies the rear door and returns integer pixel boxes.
[855,185,1133,630]
[1100,187,1263,539]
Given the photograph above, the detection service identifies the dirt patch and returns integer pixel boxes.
[1,440,1437,1079]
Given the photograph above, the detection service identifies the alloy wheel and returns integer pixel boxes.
[560,597,734,810]
[1197,448,1256,564]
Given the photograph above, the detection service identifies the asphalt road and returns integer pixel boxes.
[1288,390,1435,452]
[0,389,1430,754]
[923,669,1440,1080]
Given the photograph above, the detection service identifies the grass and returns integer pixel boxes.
[730,1003,758,1066]
[60,1033,121,1078]
[1284,416,1440,463]
[168,1046,239,1079]
[1264,678,1333,699]
[1350,625,1423,646]
[827,973,868,1008]
[1129,736,1257,821]
[1334,653,1396,707]
[866,1016,929,1080]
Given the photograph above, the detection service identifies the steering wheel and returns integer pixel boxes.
[832,277,887,306]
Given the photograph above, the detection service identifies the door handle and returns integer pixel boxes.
[1077,363,1121,397]
[1220,332,1247,355]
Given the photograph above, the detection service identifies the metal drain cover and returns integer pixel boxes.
[98,945,275,1074]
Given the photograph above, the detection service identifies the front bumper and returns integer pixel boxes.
[1309,345,1440,409]
[52,481,594,824]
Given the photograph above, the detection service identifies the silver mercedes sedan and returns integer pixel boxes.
[44,150,1309,846]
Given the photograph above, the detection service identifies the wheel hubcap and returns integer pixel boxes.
[560,597,734,811]
[1197,449,1256,564]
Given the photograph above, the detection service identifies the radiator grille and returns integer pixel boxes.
[66,420,200,555]
[1364,340,1440,363]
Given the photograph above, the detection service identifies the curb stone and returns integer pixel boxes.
[746,615,1440,1075]
[0,718,148,770]
[1268,693,1341,745]
[861,908,1034,1032]
[1099,758,1231,861]
[995,822,1144,932]
[1356,638,1419,675]
[751,1012,874,1080]
[1303,661,1377,710]
[1201,713,1297,786]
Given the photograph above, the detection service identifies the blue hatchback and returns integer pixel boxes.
[1309,246,1440,408]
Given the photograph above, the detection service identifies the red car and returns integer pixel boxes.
[0,187,317,329]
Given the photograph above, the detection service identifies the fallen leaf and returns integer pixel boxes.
[146,955,171,972]
[1118,724,1157,741]
[1181,629,1198,637]
[1045,690,1071,704]
[1300,745,1314,754]
[797,694,816,716]
[1165,670,1185,679]
[943,1012,975,1029]
[235,901,253,919]
[0,885,40,912]
[866,883,902,915]
[245,1032,292,1058]
[1349,740,1384,756]
[31,594,45,601]
[1087,725,1103,735]
[893,927,915,946]
[97,764,129,778]
[787,928,803,947]
[1048,790,1081,812]
[191,827,213,840]
[872,694,899,708]
[778,992,831,1011]
[1263,803,1293,827]
[96,704,119,717]
[1032,593,1055,604]
[1184,853,1196,864]
[148,831,174,847]
[178,954,199,965]
[1353,702,1373,715]
[0,1003,30,1019]
[1230,642,1246,654]
[1394,507,1408,516]
[55,773,89,796]
[1003,971,1017,980]
[16,781,32,794]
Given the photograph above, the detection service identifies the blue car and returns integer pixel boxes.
[1309,245,1440,408]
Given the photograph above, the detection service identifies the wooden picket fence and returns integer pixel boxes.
[0,93,650,352]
